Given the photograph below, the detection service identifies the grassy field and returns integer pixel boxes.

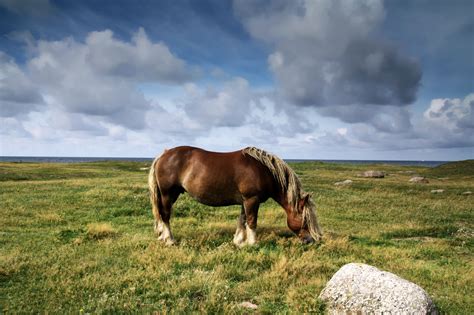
[0,160,473,313]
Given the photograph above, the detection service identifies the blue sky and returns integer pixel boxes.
[0,0,473,160]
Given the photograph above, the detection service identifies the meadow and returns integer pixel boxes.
[0,159,473,313]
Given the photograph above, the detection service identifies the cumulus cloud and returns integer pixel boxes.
[174,78,318,140]
[181,77,254,127]
[85,28,193,83]
[314,94,474,151]
[0,52,43,117]
[234,0,422,108]
[4,28,194,130]
[423,94,474,130]
[418,94,474,148]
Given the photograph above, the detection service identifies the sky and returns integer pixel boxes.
[0,0,473,160]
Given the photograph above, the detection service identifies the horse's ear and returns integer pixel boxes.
[303,193,310,204]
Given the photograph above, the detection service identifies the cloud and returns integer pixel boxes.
[8,28,195,130]
[181,77,253,127]
[318,104,412,133]
[315,93,474,151]
[85,28,194,83]
[418,93,474,148]
[0,52,43,117]
[234,0,421,108]
[423,94,474,130]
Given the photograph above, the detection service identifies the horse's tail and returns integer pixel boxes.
[148,154,162,231]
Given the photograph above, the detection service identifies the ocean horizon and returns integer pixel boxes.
[0,156,450,167]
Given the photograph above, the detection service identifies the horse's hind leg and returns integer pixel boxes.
[157,189,179,246]
[233,206,247,247]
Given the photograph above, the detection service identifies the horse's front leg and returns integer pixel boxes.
[233,206,247,247]
[243,197,260,246]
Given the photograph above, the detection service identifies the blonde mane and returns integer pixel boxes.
[243,147,301,212]
[243,147,323,241]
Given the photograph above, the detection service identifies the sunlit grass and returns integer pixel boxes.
[0,160,472,313]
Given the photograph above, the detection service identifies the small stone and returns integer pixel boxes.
[431,189,444,194]
[240,301,258,310]
[409,176,429,183]
[335,179,353,186]
[462,191,472,195]
[139,167,149,170]
[361,171,385,178]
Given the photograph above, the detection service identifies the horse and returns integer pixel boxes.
[148,146,322,246]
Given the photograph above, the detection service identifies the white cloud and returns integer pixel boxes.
[423,94,474,130]
[85,28,194,83]
[418,94,474,148]
[181,77,253,127]
[4,28,195,130]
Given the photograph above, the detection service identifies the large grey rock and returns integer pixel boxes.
[319,263,438,314]
[361,170,385,178]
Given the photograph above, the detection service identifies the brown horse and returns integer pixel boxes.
[148,146,322,246]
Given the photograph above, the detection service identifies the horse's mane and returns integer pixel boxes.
[242,147,323,241]
[243,147,301,212]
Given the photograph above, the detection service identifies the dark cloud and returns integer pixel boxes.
[235,0,422,109]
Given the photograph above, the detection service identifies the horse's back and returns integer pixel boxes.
[155,146,275,206]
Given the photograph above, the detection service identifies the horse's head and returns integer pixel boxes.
[287,193,322,244]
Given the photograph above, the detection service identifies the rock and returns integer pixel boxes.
[239,301,258,310]
[398,170,416,174]
[431,189,444,194]
[361,170,385,178]
[319,263,438,315]
[335,179,353,186]
[409,176,429,183]
[462,191,472,195]
[139,167,149,171]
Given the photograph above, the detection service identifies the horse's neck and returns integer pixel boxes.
[274,191,293,214]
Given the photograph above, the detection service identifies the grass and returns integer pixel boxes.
[0,160,473,313]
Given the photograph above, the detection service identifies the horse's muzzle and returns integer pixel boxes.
[300,235,315,244]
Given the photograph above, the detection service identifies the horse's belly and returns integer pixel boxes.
[182,178,242,207]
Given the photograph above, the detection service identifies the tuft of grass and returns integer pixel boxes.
[86,223,118,240]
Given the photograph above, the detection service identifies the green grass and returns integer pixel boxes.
[0,161,473,313]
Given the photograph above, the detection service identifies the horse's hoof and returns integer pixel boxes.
[233,239,246,248]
